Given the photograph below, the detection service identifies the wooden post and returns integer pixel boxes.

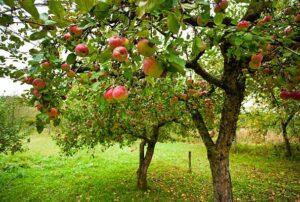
[188,151,192,173]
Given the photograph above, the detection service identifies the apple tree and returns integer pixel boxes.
[0,0,299,201]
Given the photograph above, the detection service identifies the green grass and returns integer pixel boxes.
[0,134,299,202]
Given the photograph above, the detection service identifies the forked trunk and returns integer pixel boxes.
[137,126,159,190]
[281,122,292,157]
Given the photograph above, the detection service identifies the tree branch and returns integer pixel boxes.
[186,52,225,90]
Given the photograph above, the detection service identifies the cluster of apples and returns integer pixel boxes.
[214,0,228,13]
[104,86,128,102]
[64,25,89,57]
[40,60,76,77]
[108,36,129,62]
[23,75,60,118]
[280,90,300,101]
[249,52,263,69]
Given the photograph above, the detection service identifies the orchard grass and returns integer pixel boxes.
[0,133,299,202]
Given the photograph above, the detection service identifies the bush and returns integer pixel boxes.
[0,96,27,154]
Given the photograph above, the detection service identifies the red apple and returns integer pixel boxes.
[284,26,292,35]
[280,90,291,99]
[41,60,52,70]
[143,57,164,77]
[112,86,128,101]
[63,33,72,41]
[69,25,82,37]
[108,36,123,49]
[214,4,222,13]
[237,20,250,31]
[263,15,272,22]
[75,44,89,57]
[251,53,263,63]
[180,93,188,101]
[219,0,228,10]
[112,46,128,62]
[137,39,157,57]
[249,61,261,69]
[295,14,300,22]
[48,107,58,119]
[32,79,46,90]
[61,63,70,71]
[104,88,114,102]
[120,37,129,46]
[32,89,41,98]
[23,76,33,84]
[67,70,76,77]
[93,63,100,70]
[171,96,178,103]
[36,104,43,111]
[290,91,300,100]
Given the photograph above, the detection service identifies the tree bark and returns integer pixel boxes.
[137,126,160,190]
[281,113,295,158]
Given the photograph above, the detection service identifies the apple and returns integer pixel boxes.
[263,15,272,22]
[36,104,43,111]
[93,63,100,70]
[121,37,129,46]
[48,107,58,119]
[219,0,228,10]
[251,53,263,63]
[112,46,128,62]
[257,19,265,25]
[63,33,72,41]
[69,25,82,37]
[284,26,292,35]
[61,63,70,71]
[112,86,128,101]
[40,60,52,70]
[295,14,300,22]
[237,20,250,31]
[290,91,300,100]
[32,89,41,98]
[67,70,76,77]
[143,57,164,77]
[171,96,178,103]
[249,61,261,69]
[75,43,89,57]
[186,79,193,86]
[104,88,114,102]
[280,90,291,99]
[137,39,157,57]
[23,76,33,84]
[214,4,222,13]
[108,36,123,49]
[32,79,46,89]
[180,93,188,101]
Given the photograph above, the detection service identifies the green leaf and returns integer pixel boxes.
[98,48,112,63]
[167,13,180,34]
[191,36,202,60]
[214,13,224,25]
[0,14,13,26]
[48,0,66,20]
[167,54,185,75]
[29,30,47,40]
[234,37,243,46]
[75,0,97,13]
[3,0,15,7]
[91,81,101,91]
[67,53,77,64]
[20,0,40,19]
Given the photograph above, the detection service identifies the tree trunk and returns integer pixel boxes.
[208,149,232,202]
[281,122,292,157]
[137,126,159,190]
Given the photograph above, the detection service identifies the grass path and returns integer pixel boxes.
[0,134,299,201]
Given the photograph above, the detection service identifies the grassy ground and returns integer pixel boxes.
[0,133,299,202]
